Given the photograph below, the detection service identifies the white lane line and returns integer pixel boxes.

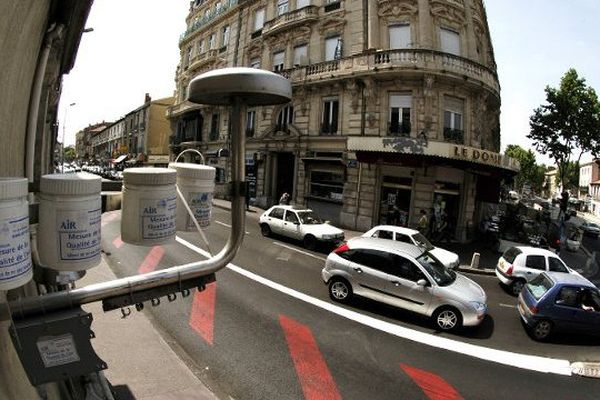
[215,220,250,235]
[272,242,327,262]
[175,236,573,377]
[499,303,517,309]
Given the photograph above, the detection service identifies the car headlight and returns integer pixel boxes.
[322,234,333,239]
[469,301,487,313]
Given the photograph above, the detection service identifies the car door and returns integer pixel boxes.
[282,210,302,240]
[345,249,395,303]
[522,254,546,281]
[553,286,585,332]
[571,288,600,333]
[265,207,285,235]
[547,256,570,274]
[384,254,433,314]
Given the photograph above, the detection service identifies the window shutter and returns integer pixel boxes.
[325,36,340,61]
[390,94,412,109]
[441,28,460,56]
[297,0,310,8]
[254,8,265,31]
[293,45,308,65]
[389,25,411,49]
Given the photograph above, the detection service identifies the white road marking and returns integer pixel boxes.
[215,220,250,235]
[175,236,573,377]
[272,242,327,262]
[499,303,517,309]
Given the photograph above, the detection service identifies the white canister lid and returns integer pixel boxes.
[169,163,216,180]
[0,177,28,200]
[40,173,101,195]
[123,167,177,185]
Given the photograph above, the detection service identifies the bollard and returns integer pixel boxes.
[471,252,481,269]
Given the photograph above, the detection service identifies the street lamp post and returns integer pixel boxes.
[61,102,76,172]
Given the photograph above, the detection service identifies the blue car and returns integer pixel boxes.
[517,272,600,341]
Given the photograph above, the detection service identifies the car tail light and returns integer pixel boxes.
[555,239,561,248]
[506,265,513,276]
[333,242,349,255]
[528,304,538,315]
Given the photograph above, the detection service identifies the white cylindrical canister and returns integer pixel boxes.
[38,173,102,271]
[0,178,32,290]
[169,163,216,231]
[121,168,177,246]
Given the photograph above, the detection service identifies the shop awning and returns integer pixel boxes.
[113,154,128,164]
[348,136,520,176]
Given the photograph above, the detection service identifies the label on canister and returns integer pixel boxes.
[57,208,101,261]
[141,196,177,240]
[186,191,213,229]
[0,214,32,283]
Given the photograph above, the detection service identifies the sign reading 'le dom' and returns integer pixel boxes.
[453,145,502,165]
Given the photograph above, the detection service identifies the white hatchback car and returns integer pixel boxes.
[322,238,487,331]
[362,225,460,270]
[259,205,345,249]
[495,246,579,296]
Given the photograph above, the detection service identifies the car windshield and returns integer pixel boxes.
[526,274,554,300]
[416,252,456,286]
[589,223,599,229]
[412,233,435,251]
[296,211,323,225]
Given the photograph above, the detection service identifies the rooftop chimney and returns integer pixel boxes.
[145,93,151,103]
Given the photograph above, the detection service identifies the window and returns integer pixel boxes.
[284,211,299,223]
[246,110,256,137]
[395,234,413,244]
[389,24,410,49]
[184,46,193,68]
[293,44,308,66]
[348,249,392,273]
[269,207,284,219]
[277,0,289,15]
[443,96,464,143]
[250,57,261,69]
[525,255,546,271]
[208,33,216,49]
[502,247,522,264]
[372,230,393,240]
[210,113,220,140]
[198,39,205,54]
[297,0,310,8]
[555,287,580,307]
[221,25,230,47]
[254,8,265,31]
[321,98,339,135]
[324,0,341,12]
[392,255,424,282]
[389,94,411,136]
[273,51,285,72]
[325,35,341,61]
[276,104,293,131]
[548,257,569,273]
[441,27,460,56]
[309,170,343,202]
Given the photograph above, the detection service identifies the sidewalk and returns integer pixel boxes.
[80,258,218,400]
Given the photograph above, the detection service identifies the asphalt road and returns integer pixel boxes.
[100,208,600,399]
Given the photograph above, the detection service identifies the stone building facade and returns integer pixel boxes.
[169,0,518,241]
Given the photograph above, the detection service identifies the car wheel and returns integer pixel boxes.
[433,307,462,331]
[329,279,352,303]
[303,234,316,250]
[531,319,553,341]
[260,224,271,237]
[511,279,526,296]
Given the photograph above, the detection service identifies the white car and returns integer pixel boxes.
[495,246,580,296]
[259,205,344,249]
[361,225,460,270]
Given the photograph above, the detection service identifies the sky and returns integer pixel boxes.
[59,0,600,166]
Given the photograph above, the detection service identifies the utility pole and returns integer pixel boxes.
[61,102,76,172]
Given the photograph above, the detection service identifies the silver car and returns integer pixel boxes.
[322,238,487,331]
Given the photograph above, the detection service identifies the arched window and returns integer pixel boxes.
[276,105,294,132]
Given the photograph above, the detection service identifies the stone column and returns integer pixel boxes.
[418,0,433,48]
[464,0,478,60]
[367,0,380,49]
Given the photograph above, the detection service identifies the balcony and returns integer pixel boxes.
[388,122,411,137]
[443,128,464,144]
[180,0,238,44]
[188,49,219,71]
[277,49,500,97]
[262,5,319,37]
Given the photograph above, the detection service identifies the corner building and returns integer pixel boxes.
[169,0,518,242]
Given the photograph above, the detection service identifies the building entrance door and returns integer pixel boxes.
[276,152,295,202]
[379,176,413,226]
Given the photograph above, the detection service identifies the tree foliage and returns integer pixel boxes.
[528,69,600,189]
[63,145,76,162]
[505,144,546,193]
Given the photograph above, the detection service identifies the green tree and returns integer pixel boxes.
[63,145,76,162]
[555,160,579,191]
[505,144,546,193]
[528,69,600,191]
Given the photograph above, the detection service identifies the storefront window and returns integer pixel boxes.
[379,176,412,226]
[309,170,344,202]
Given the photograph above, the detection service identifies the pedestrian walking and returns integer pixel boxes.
[279,192,290,205]
[418,209,428,236]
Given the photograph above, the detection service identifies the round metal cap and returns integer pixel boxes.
[187,67,292,106]
[0,177,28,200]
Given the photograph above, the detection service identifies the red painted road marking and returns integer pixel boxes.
[279,315,341,400]
[113,236,123,249]
[101,212,118,227]
[137,246,164,275]
[189,283,217,345]
[400,364,464,400]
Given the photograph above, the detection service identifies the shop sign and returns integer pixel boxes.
[452,145,502,165]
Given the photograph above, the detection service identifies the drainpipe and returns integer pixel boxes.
[26,24,64,183]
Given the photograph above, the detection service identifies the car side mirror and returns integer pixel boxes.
[417,279,428,287]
